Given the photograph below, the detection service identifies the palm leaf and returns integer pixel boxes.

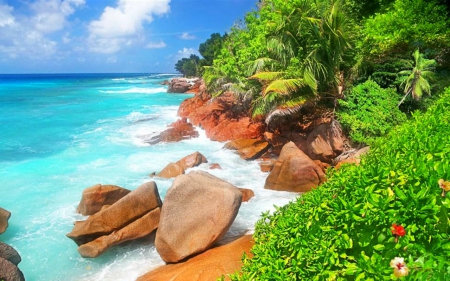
[247,57,277,76]
[264,94,310,124]
[264,79,305,96]
[249,71,285,81]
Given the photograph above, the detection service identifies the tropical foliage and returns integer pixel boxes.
[228,88,450,280]
[338,80,406,145]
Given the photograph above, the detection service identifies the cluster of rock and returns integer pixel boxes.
[0,208,25,281]
[145,118,199,145]
[167,78,201,93]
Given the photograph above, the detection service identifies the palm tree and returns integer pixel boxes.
[248,0,350,123]
[398,49,436,106]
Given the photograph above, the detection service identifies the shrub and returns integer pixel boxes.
[229,88,450,280]
[338,80,407,145]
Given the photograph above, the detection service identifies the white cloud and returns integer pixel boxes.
[31,0,85,33]
[177,47,198,57]
[180,32,196,40]
[0,4,15,27]
[88,0,170,53]
[146,41,166,49]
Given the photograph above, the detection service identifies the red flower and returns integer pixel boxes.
[391,224,406,237]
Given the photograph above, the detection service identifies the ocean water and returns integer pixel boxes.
[0,73,298,281]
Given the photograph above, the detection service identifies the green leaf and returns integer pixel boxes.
[373,244,385,251]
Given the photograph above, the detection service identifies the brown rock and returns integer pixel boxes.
[147,118,199,144]
[168,78,195,93]
[0,258,25,281]
[209,163,222,170]
[67,182,162,245]
[0,207,11,234]
[306,122,344,163]
[334,147,370,170]
[175,151,208,170]
[155,171,242,263]
[138,235,253,281]
[76,184,131,216]
[313,160,331,173]
[259,159,276,173]
[0,242,21,266]
[78,207,161,258]
[156,163,185,179]
[209,118,265,142]
[238,188,255,202]
[223,139,270,160]
[265,142,326,193]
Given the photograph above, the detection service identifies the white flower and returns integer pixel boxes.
[390,257,409,278]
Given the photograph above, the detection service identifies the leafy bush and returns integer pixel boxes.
[229,89,450,280]
[338,80,407,145]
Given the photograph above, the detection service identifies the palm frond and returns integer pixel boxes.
[250,71,285,81]
[264,78,305,96]
[264,94,310,124]
[247,57,277,76]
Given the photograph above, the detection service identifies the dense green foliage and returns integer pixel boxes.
[174,54,200,77]
[198,33,227,66]
[229,89,450,280]
[338,80,406,145]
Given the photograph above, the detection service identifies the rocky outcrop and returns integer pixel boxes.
[209,117,265,142]
[265,142,326,193]
[224,139,270,160]
[78,207,161,258]
[0,242,21,266]
[156,162,185,179]
[0,258,25,281]
[238,188,255,202]
[167,78,200,93]
[0,207,11,234]
[76,184,131,216]
[306,122,345,163]
[67,182,162,247]
[155,171,242,263]
[175,151,208,170]
[146,118,199,144]
[138,235,253,281]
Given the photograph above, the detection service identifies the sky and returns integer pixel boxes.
[0,0,258,73]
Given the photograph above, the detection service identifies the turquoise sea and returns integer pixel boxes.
[0,73,297,280]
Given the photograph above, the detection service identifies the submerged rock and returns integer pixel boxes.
[76,184,131,216]
[155,171,242,263]
[265,142,326,193]
[67,182,162,246]
[0,207,11,234]
[138,235,253,281]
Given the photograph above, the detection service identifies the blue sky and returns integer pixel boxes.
[0,0,258,73]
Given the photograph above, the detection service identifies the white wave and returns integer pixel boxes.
[100,87,167,94]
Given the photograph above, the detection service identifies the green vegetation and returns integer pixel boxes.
[229,89,450,280]
[172,1,450,278]
[338,80,406,145]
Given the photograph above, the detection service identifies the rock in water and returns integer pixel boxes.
[175,151,208,170]
[76,184,131,216]
[0,207,11,234]
[67,181,162,245]
[138,235,253,281]
[265,142,326,192]
[155,171,242,263]
[0,242,21,266]
[156,162,185,179]
[78,207,161,258]
[0,258,25,281]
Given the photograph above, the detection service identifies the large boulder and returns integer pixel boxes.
[306,122,345,163]
[138,235,253,281]
[265,142,326,193]
[223,139,270,160]
[76,184,131,216]
[0,243,21,266]
[156,163,185,179]
[0,258,25,281]
[67,182,162,245]
[155,171,242,263]
[0,207,11,234]
[175,151,208,170]
[78,207,161,258]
